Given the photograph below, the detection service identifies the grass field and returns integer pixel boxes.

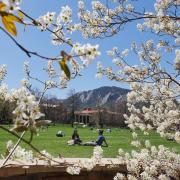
[0,124,179,158]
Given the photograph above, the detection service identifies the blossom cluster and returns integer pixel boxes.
[4,141,55,164]
[25,42,100,88]
[96,39,180,143]
[5,140,34,162]
[51,27,65,46]
[0,65,9,101]
[34,4,101,88]
[2,0,21,12]
[77,0,180,41]
[124,79,180,143]
[57,5,72,24]
[114,142,180,180]
[10,87,44,134]
[77,0,131,38]
[0,64,7,81]
[37,12,56,31]
[66,146,103,175]
[136,0,180,38]
[174,49,180,71]
[59,71,68,88]
[72,43,100,67]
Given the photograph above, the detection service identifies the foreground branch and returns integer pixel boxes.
[1,131,26,167]
[0,125,67,167]
[0,26,60,61]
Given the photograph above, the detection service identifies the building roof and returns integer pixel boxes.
[75,108,99,115]
[75,108,121,115]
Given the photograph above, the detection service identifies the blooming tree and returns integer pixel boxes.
[76,0,180,179]
[0,0,180,179]
[76,0,180,142]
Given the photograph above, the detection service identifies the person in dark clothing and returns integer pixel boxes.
[72,129,82,145]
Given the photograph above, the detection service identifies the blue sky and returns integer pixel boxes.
[0,0,174,99]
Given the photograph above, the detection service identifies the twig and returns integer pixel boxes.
[0,125,67,167]
[19,10,73,47]
[0,26,60,61]
[1,131,26,167]
[38,86,48,104]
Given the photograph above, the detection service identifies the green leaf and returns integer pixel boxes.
[59,60,71,80]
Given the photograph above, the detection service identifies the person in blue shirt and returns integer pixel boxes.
[96,130,108,147]
[83,129,108,147]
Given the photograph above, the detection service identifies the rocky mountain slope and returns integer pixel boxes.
[63,86,130,109]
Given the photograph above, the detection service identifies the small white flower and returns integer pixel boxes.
[57,5,72,24]
[137,24,144,31]
[37,12,56,31]
[95,73,102,79]
[114,173,126,180]
[174,49,180,71]
[132,132,138,139]
[3,0,21,12]
[66,165,81,175]
[145,140,151,148]
[121,49,129,57]
[126,4,134,12]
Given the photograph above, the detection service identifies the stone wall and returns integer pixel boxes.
[0,159,127,180]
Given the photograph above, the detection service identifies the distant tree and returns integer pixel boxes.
[30,87,42,102]
[0,100,14,125]
[41,94,67,123]
[67,89,80,127]
[96,96,104,128]
[30,88,68,123]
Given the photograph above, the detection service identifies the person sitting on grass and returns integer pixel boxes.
[72,129,82,145]
[83,129,108,147]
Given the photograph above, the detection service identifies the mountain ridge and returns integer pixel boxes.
[63,86,130,110]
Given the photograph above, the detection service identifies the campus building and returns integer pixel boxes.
[74,108,126,127]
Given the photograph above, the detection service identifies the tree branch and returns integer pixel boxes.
[0,26,60,61]
[0,125,67,167]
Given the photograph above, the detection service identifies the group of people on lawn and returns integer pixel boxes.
[70,129,108,147]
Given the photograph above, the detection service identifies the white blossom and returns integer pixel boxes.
[6,141,34,162]
[137,24,144,31]
[132,132,138,139]
[78,1,85,9]
[114,173,126,180]
[57,5,72,24]
[66,165,81,175]
[121,49,129,57]
[174,49,180,71]
[2,0,21,12]
[174,132,180,143]
[95,72,102,79]
[72,43,100,66]
[37,12,56,31]
[0,64,7,81]
[126,4,134,12]
[51,27,65,45]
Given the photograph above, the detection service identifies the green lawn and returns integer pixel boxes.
[0,124,179,158]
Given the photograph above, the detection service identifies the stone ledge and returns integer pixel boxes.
[0,158,127,179]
